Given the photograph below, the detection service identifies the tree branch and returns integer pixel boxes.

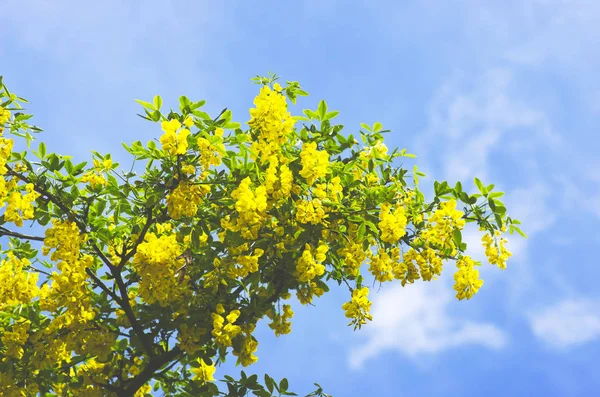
[118,347,182,397]
[0,227,45,241]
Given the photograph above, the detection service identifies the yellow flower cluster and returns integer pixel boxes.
[378,202,407,243]
[131,232,189,307]
[419,199,465,253]
[191,358,216,384]
[453,256,484,300]
[0,106,10,125]
[1,321,30,359]
[232,325,259,367]
[295,199,327,225]
[312,176,343,202]
[296,281,325,305]
[226,177,268,240]
[0,253,39,309]
[296,243,328,282]
[80,172,106,189]
[166,181,207,220]
[342,287,373,329]
[197,137,223,171]
[393,248,422,286]
[0,372,27,397]
[337,239,367,277]
[482,229,512,270]
[41,220,96,325]
[232,248,264,278]
[177,324,207,356]
[81,159,112,189]
[264,155,294,200]
[267,304,294,336]
[211,304,242,347]
[160,119,190,155]
[4,183,39,227]
[0,133,13,174]
[299,142,329,186]
[248,85,295,160]
[42,219,85,263]
[368,247,400,283]
[75,326,116,362]
[400,247,443,282]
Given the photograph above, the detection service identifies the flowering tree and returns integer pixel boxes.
[0,73,524,396]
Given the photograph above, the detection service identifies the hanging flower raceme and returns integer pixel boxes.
[4,183,39,227]
[267,304,294,336]
[418,199,466,254]
[378,202,407,243]
[131,232,189,307]
[482,227,512,270]
[296,243,328,283]
[0,253,39,310]
[166,181,207,220]
[342,287,373,330]
[299,142,329,186]
[211,304,242,347]
[191,358,216,384]
[453,256,484,300]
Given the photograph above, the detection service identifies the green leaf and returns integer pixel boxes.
[453,227,462,247]
[373,122,383,132]
[135,99,155,110]
[223,122,241,130]
[317,100,327,120]
[264,374,275,394]
[488,198,496,211]
[360,123,372,132]
[38,142,46,158]
[324,111,339,121]
[511,226,528,238]
[454,181,462,193]
[279,378,289,392]
[474,177,487,196]
[153,94,162,110]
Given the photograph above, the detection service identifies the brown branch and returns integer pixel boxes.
[85,268,122,305]
[118,347,182,397]
[0,227,45,241]
[111,267,154,357]
[119,208,154,267]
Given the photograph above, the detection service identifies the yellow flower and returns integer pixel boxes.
[482,231,512,270]
[342,287,373,329]
[248,85,295,160]
[212,306,242,347]
[4,183,40,227]
[167,181,206,220]
[191,359,216,384]
[299,142,329,185]
[160,119,189,155]
[378,202,407,243]
[183,116,194,128]
[453,256,484,300]
[296,243,327,282]
[295,199,327,225]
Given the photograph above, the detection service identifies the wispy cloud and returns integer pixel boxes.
[530,299,600,349]
[348,281,507,369]
[417,68,560,184]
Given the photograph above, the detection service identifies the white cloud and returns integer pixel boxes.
[417,68,560,184]
[530,299,600,349]
[348,281,507,369]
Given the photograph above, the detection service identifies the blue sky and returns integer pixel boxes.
[2,1,600,396]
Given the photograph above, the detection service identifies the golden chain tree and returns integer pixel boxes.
[0,73,525,396]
